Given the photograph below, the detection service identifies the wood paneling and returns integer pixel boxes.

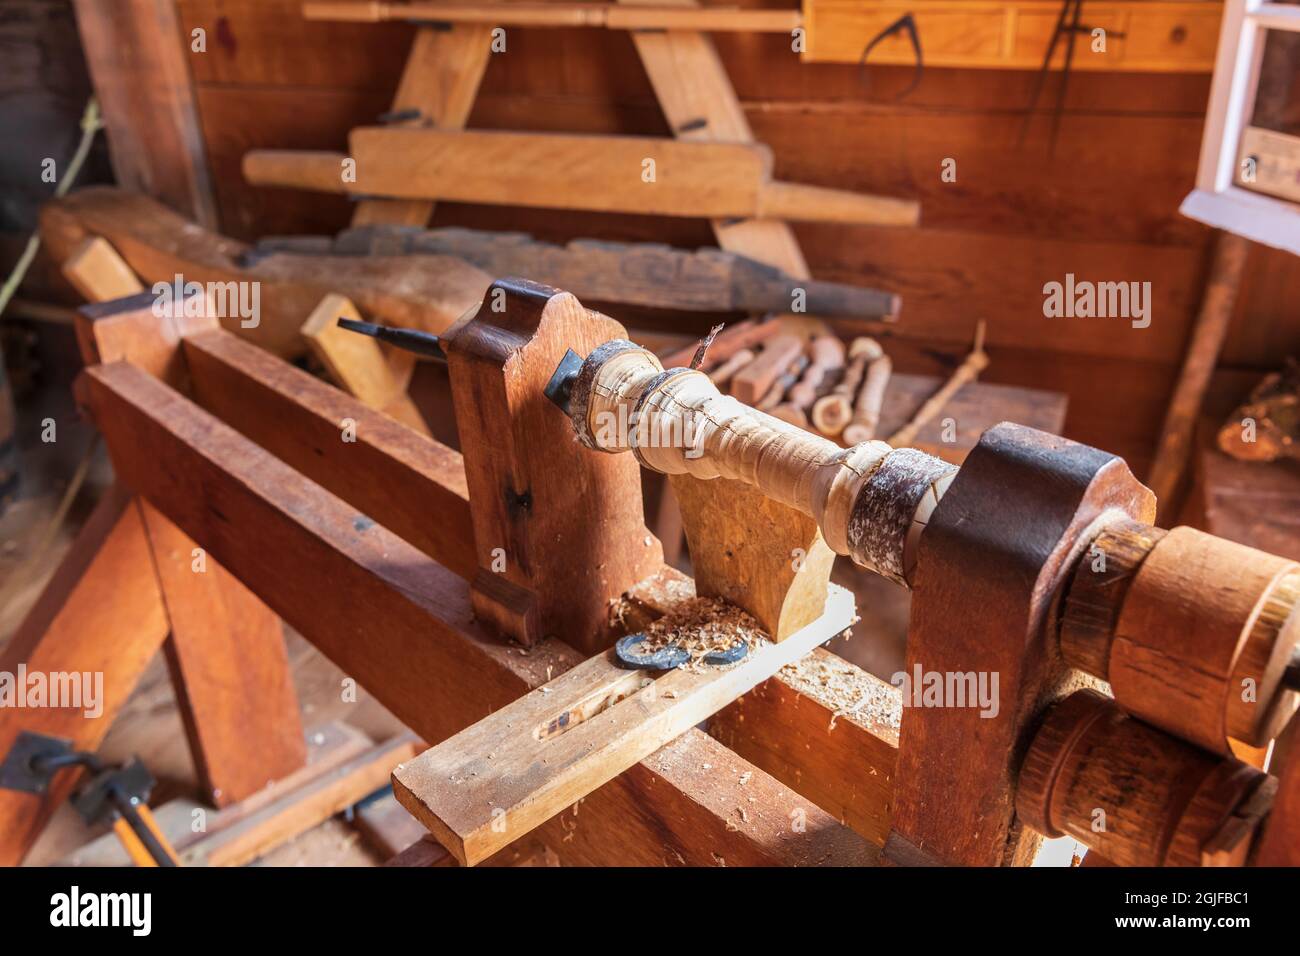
[171,0,1300,463]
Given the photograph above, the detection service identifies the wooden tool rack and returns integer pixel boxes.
[1,276,1297,867]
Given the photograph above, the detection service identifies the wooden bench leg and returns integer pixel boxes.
[139,500,306,807]
[0,486,170,865]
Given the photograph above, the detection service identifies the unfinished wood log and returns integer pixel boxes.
[842,353,892,445]
[811,337,882,436]
[1148,232,1250,519]
[256,227,900,320]
[243,130,920,226]
[392,584,855,866]
[304,1,803,32]
[40,188,490,358]
[79,362,880,866]
[887,320,989,447]
[61,236,144,302]
[0,486,170,866]
[301,294,430,436]
[729,334,803,404]
[351,24,492,227]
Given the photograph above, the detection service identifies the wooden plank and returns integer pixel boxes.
[352,24,494,227]
[70,0,217,228]
[182,328,477,580]
[301,294,431,436]
[81,362,880,865]
[61,237,145,302]
[709,648,900,846]
[139,500,308,807]
[393,585,855,865]
[182,733,418,866]
[803,0,1221,73]
[243,130,919,225]
[0,487,171,865]
[41,188,489,358]
[58,722,373,866]
[306,2,803,31]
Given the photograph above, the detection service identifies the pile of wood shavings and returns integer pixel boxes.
[634,597,766,671]
[778,653,901,736]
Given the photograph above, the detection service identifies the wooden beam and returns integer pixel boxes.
[74,289,309,809]
[0,486,170,865]
[301,294,431,436]
[181,328,476,580]
[243,130,920,226]
[305,1,803,31]
[351,23,493,227]
[139,500,308,807]
[61,236,145,302]
[393,585,855,865]
[69,0,217,228]
[79,361,880,865]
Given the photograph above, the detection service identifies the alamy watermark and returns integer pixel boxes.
[1043,274,1151,329]
[891,664,1000,718]
[0,665,103,718]
[152,274,260,328]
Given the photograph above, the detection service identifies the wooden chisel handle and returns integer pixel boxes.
[243,150,351,193]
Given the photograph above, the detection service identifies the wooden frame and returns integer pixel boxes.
[1182,0,1300,255]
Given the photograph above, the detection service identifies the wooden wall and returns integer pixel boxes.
[170,0,1300,471]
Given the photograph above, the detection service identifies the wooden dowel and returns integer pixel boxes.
[842,354,892,445]
[757,181,920,228]
[243,150,349,193]
[757,355,808,413]
[708,348,756,387]
[730,334,803,405]
[1147,231,1250,520]
[887,321,988,447]
[810,337,881,436]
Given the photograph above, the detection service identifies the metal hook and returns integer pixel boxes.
[858,13,924,102]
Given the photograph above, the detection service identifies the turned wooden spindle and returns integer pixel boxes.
[842,352,892,445]
[772,335,845,426]
[564,340,956,585]
[1060,524,1300,754]
[1017,690,1272,867]
[810,337,881,437]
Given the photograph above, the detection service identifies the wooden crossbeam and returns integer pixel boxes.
[79,360,884,865]
[243,131,920,226]
[394,585,855,865]
[305,1,803,31]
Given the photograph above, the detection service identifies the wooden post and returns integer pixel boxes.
[443,279,664,651]
[1147,231,1251,520]
[887,423,1155,866]
[73,292,307,806]
[0,487,170,865]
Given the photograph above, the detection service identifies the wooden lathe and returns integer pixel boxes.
[2,277,1296,868]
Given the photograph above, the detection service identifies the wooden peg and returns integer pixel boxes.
[810,337,881,437]
[842,353,892,445]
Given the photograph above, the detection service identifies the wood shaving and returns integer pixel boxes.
[778,652,901,740]
[633,596,766,670]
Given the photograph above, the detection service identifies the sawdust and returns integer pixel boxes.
[633,596,767,670]
[777,653,901,739]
